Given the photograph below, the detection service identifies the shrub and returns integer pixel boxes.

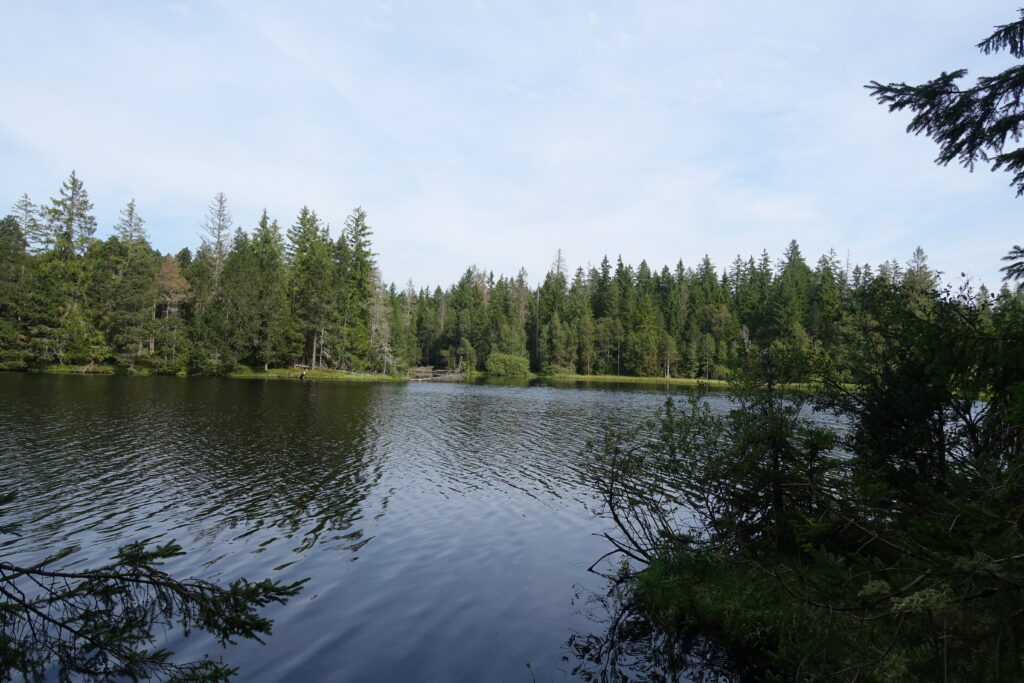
[484,352,530,377]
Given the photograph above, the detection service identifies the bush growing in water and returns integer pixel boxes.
[484,352,530,377]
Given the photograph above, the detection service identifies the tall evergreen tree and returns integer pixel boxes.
[368,269,395,374]
[114,199,147,246]
[768,240,812,339]
[868,9,1024,196]
[46,171,96,256]
[250,211,289,370]
[10,194,46,253]
[200,192,232,295]
[339,207,375,368]
[288,207,334,369]
[0,216,28,367]
[903,245,938,293]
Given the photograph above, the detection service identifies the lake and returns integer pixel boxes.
[0,373,743,682]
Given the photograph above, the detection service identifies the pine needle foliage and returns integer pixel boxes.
[0,535,305,682]
[867,10,1024,196]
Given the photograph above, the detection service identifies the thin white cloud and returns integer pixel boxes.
[0,0,1021,288]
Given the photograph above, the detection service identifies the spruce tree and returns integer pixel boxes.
[340,207,375,368]
[29,172,106,364]
[287,207,333,369]
[868,10,1024,282]
[46,171,96,256]
[0,216,28,367]
[88,234,158,367]
[250,211,289,370]
[10,194,46,253]
[114,199,147,244]
[153,255,190,367]
[200,192,232,294]
[112,199,149,277]
[903,246,938,292]
[210,229,263,368]
[368,270,395,374]
[768,240,812,340]
[868,10,1024,196]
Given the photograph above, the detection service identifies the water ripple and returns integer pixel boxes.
[0,373,815,681]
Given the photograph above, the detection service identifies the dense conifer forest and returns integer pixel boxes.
[3,172,1017,379]
[570,11,1024,680]
[8,5,1024,681]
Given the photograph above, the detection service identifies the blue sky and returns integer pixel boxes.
[1,1,1021,289]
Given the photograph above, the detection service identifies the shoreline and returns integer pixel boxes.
[541,373,730,389]
[7,365,741,389]
[227,368,407,383]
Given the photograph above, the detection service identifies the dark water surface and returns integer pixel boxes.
[0,373,737,682]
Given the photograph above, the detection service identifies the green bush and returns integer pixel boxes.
[540,363,575,376]
[484,352,530,377]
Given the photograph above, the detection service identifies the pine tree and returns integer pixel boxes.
[592,256,613,319]
[809,250,843,347]
[88,236,158,367]
[113,199,148,275]
[368,269,395,374]
[153,255,190,366]
[568,268,596,375]
[339,207,376,368]
[389,279,419,369]
[868,10,1024,283]
[46,171,97,256]
[626,290,662,376]
[10,194,46,253]
[0,216,28,367]
[868,10,1024,196]
[768,240,812,340]
[114,199,147,244]
[210,229,263,368]
[200,192,232,294]
[250,211,289,370]
[903,246,938,293]
[551,248,568,278]
[28,172,106,364]
[287,207,334,369]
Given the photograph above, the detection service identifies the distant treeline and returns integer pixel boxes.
[1,172,1019,377]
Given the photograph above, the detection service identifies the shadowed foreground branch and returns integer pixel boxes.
[0,535,305,682]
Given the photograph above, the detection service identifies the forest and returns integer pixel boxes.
[6,6,1024,681]
[571,11,1024,680]
[2,172,1016,381]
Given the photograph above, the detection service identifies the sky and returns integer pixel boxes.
[1,1,1021,290]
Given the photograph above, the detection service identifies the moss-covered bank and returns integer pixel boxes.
[635,547,1017,681]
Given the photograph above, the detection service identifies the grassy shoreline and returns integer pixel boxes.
[543,373,730,389]
[10,365,749,389]
[30,363,118,375]
[7,365,404,382]
[541,373,847,395]
[226,367,406,382]
[633,553,817,680]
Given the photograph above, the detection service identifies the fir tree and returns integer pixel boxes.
[339,207,375,368]
[10,194,46,253]
[200,192,232,294]
[250,211,289,370]
[45,170,97,256]
[288,207,333,369]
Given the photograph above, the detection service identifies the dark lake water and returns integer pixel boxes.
[0,373,743,682]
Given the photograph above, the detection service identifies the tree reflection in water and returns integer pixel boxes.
[565,575,750,683]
